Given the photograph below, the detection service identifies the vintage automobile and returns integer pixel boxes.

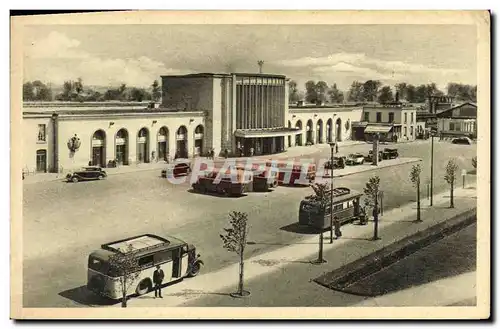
[299,187,365,228]
[87,234,203,300]
[451,137,473,145]
[161,159,191,178]
[324,156,346,170]
[364,150,384,163]
[191,169,250,197]
[66,166,107,183]
[235,163,279,192]
[381,148,399,159]
[345,153,365,166]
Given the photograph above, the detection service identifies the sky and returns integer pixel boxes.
[22,24,478,92]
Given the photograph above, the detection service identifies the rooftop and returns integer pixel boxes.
[162,72,287,79]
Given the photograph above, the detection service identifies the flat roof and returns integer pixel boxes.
[161,72,287,79]
[101,233,186,256]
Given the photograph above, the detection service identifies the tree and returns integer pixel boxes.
[151,80,162,102]
[415,84,428,103]
[315,81,329,103]
[447,82,477,102]
[347,81,364,102]
[305,80,317,103]
[409,164,422,222]
[395,82,408,101]
[378,86,394,104]
[23,82,35,101]
[108,244,142,308]
[406,84,417,103]
[306,182,330,262]
[288,80,300,103]
[362,80,381,102]
[129,88,151,102]
[74,77,83,95]
[220,211,250,297]
[363,176,381,240]
[444,159,459,208]
[472,156,477,169]
[328,83,344,103]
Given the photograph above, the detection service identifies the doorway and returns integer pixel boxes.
[36,150,47,173]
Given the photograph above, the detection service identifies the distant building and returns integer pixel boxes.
[436,102,477,139]
[351,104,417,142]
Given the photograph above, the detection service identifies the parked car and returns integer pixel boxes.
[66,166,107,183]
[324,156,346,170]
[345,153,365,165]
[451,137,473,145]
[191,170,250,197]
[162,159,191,178]
[381,148,399,159]
[364,150,384,163]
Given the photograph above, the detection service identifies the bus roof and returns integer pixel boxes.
[100,234,186,256]
[302,187,363,205]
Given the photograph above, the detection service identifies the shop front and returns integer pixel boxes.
[234,128,298,156]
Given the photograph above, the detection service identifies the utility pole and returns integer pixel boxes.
[430,134,435,206]
[329,142,335,243]
[257,60,264,74]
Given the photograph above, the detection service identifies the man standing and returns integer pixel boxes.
[153,265,165,298]
[334,218,342,239]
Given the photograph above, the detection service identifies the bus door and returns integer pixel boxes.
[171,248,182,278]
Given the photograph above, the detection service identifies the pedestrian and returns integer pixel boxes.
[250,147,254,157]
[335,143,339,154]
[153,265,165,298]
[224,148,229,159]
[334,218,342,239]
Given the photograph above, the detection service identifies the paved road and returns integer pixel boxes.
[22,140,476,307]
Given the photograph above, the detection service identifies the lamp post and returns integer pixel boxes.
[430,132,435,206]
[329,141,335,243]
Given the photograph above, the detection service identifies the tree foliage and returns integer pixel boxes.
[108,244,142,308]
[306,182,330,211]
[347,81,364,102]
[362,80,381,102]
[378,86,394,104]
[409,164,422,188]
[447,82,477,102]
[328,83,344,103]
[220,211,249,256]
[23,80,53,101]
[151,80,162,102]
[363,176,380,210]
[444,159,458,185]
[288,80,300,103]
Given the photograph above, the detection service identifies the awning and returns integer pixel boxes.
[351,121,368,128]
[234,128,300,138]
[364,125,393,134]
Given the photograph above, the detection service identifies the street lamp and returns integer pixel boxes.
[329,141,335,243]
[430,131,436,206]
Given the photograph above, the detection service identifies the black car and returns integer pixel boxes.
[381,148,399,160]
[364,150,384,163]
[66,166,107,183]
[451,137,472,145]
[161,159,191,178]
[324,156,346,170]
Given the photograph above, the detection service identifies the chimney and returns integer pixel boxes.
[257,60,264,74]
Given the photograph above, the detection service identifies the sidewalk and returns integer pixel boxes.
[22,140,366,185]
[124,184,477,308]
[22,162,168,185]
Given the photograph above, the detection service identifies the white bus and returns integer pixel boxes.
[87,234,203,300]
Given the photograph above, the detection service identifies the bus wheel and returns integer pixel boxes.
[136,279,152,296]
[189,261,202,277]
[72,177,78,183]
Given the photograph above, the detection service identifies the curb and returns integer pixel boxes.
[313,208,477,296]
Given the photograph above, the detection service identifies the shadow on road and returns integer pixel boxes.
[187,189,248,198]
[59,286,120,306]
[247,240,318,246]
[279,223,323,235]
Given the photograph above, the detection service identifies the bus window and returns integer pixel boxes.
[333,204,343,211]
[138,255,154,268]
[154,250,173,264]
[88,256,107,273]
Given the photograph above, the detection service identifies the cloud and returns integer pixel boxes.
[24,32,181,87]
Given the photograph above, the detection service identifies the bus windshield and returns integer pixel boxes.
[88,256,110,273]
